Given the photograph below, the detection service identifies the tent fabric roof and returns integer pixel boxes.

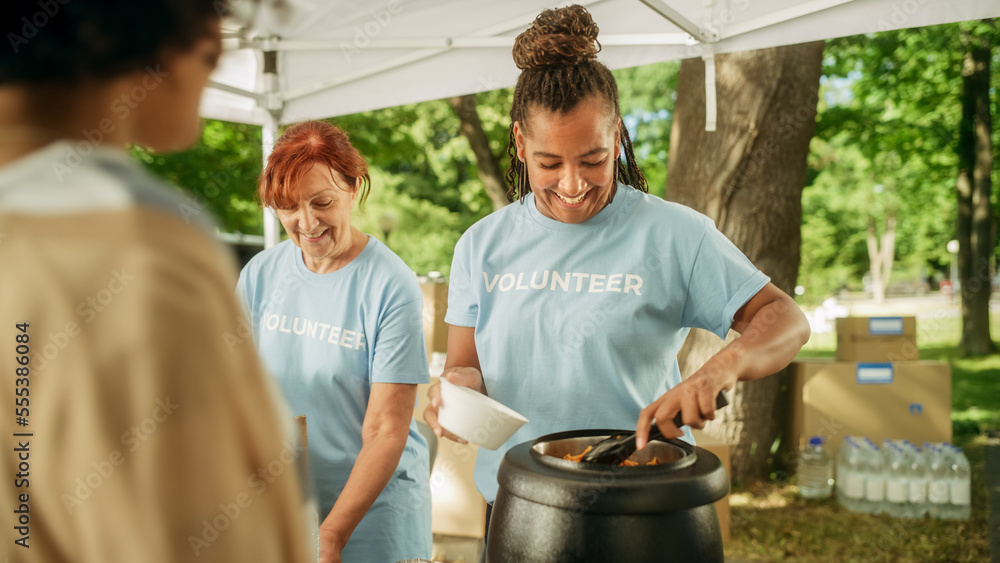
[202,0,1000,126]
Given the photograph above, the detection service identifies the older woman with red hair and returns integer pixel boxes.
[237,120,432,563]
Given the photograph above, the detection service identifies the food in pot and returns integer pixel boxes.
[619,457,660,466]
[562,445,593,462]
[563,444,661,466]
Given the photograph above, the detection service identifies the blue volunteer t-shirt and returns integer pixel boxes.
[237,236,431,563]
[446,184,770,503]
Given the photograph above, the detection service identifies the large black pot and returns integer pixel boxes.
[487,429,728,563]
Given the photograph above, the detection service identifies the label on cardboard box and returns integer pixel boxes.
[792,360,951,458]
[868,317,905,335]
[856,363,893,384]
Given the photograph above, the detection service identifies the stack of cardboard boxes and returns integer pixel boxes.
[790,316,952,455]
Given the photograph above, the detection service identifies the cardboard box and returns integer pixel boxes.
[421,283,449,358]
[789,360,951,456]
[835,316,919,362]
[416,380,487,539]
[692,429,730,542]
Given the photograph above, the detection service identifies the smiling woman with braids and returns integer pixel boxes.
[424,3,810,543]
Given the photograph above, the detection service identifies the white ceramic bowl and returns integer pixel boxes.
[438,379,529,450]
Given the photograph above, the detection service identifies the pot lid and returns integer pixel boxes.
[497,429,729,514]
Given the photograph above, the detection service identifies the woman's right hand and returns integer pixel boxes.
[423,366,486,444]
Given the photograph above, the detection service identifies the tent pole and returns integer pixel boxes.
[261,37,283,250]
[262,110,281,249]
[638,0,717,42]
[701,44,717,132]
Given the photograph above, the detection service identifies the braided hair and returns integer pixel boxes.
[505,4,647,202]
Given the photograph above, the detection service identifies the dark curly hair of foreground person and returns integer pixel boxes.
[1,0,228,84]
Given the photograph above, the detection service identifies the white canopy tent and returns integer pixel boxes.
[202,0,1000,247]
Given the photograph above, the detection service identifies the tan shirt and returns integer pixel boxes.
[0,143,311,562]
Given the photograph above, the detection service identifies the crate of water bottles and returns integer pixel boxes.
[834,436,970,520]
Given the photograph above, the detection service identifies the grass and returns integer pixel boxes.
[724,310,1000,562]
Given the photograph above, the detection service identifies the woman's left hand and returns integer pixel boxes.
[317,527,345,563]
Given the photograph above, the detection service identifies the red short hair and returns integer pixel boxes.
[258,120,371,209]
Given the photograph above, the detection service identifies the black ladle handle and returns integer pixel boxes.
[581,389,730,464]
[667,388,730,430]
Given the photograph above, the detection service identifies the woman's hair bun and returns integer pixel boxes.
[512,4,601,70]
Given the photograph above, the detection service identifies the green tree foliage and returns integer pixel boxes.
[331,97,506,275]
[799,22,993,302]
[131,120,264,234]
[334,100,492,218]
[613,61,679,198]
[352,168,465,277]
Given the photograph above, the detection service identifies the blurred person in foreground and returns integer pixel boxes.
[0,1,311,561]
[237,120,432,563]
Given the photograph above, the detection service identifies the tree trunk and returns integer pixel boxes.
[447,94,510,211]
[667,42,824,484]
[957,28,995,356]
[866,215,896,303]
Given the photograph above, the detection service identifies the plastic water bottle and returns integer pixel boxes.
[884,442,909,517]
[906,443,929,518]
[862,440,886,515]
[798,436,833,498]
[844,438,869,513]
[836,438,865,512]
[926,443,951,519]
[945,446,971,520]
